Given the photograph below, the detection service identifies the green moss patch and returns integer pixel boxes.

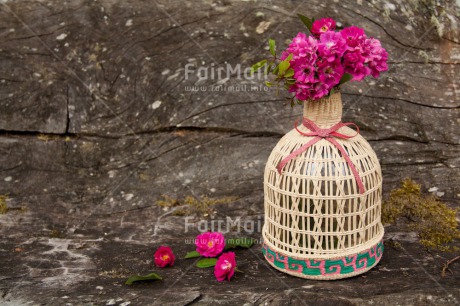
[0,195,8,214]
[382,178,460,252]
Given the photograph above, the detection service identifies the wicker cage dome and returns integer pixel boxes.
[262,92,384,280]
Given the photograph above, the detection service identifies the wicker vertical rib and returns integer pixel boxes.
[262,92,384,280]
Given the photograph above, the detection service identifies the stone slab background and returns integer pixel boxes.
[0,0,459,305]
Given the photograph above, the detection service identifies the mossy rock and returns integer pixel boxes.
[382,179,460,252]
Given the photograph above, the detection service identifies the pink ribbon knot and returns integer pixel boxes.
[276,118,366,194]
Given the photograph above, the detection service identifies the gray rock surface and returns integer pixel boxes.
[0,0,459,305]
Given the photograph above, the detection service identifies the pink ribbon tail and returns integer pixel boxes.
[327,138,365,194]
[276,137,321,174]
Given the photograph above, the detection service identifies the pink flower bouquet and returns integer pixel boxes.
[252,15,388,105]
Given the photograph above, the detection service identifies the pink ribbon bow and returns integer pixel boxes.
[276,118,366,194]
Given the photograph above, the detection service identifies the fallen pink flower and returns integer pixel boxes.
[154,246,175,268]
[195,232,225,257]
[214,252,236,281]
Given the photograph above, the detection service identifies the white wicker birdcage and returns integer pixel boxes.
[262,91,384,280]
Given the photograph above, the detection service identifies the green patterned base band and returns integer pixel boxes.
[262,240,384,280]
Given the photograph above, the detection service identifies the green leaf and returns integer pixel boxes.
[184,251,201,259]
[196,258,217,268]
[251,59,267,73]
[225,238,256,250]
[265,81,273,87]
[327,88,335,97]
[268,39,276,57]
[285,78,296,85]
[278,62,289,75]
[338,73,353,86]
[125,273,162,285]
[264,61,275,75]
[297,14,314,32]
[284,68,294,78]
[278,54,293,76]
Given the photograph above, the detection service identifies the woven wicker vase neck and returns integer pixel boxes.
[303,91,342,128]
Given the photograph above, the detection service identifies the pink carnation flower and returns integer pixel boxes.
[318,59,344,87]
[292,60,316,83]
[341,26,366,51]
[343,51,369,81]
[214,252,236,281]
[289,82,312,101]
[195,232,225,257]
[311,82,331,100]
[279,51,291,61]
[154,246,175,268]
[311,18,336,37]
[281,32,317,64]
[318,31,347,62]
[364,38,388,78]
[368,53,388,77]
